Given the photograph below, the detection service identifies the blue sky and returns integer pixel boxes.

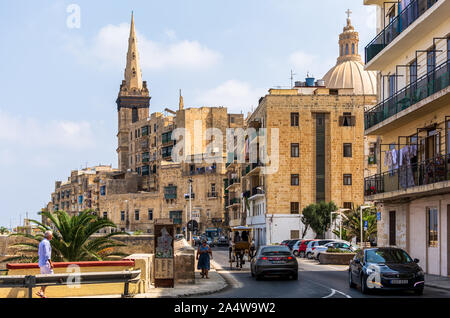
[0,0,376,228]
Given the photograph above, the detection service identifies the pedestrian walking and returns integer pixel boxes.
[36,230,54,298]
[196,239,212,279]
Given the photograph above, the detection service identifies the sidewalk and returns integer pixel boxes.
[425,274,450,291]
[135,269,227,298]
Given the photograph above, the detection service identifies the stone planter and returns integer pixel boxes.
[318,252,355,265]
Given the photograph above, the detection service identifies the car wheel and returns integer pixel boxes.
[414,288,424,296]
[306,252,312,259]
[348,271,356,288]
[293,250,299,257]
[360,273,369,294]
[299,251,305,258]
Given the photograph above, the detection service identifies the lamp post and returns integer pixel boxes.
[330,208,350,240]
[360,205,372,248]
[188,178,193,243]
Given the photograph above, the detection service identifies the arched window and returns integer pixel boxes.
[345,44,349,55]
[351,43,355,54]
[132,107,138,123]
[340,45,343,56]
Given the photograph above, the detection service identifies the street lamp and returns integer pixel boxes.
[187,178,193,244]
[360,205,372,248]
[330,208,350,240]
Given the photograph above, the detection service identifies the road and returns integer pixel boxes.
[196,247,450,298]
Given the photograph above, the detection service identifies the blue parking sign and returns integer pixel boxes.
[377,212,381,221]
[364,220,368,230]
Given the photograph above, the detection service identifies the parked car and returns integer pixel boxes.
[192,235,201,246]
[292,239,315,257]
[312,241,355,259]
[250,245,298,280]
[217,236,228,246]
[349,247,425,295]
[305,240,335,259]
[280,240,290,246]
[286,239,301,251]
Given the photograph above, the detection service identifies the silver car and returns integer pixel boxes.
[312,241,355,259]
[250,245,298,280]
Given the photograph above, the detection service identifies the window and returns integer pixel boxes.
[121,211,125,221]
[409,59,417,84]
[345,43,349,55]
[340,45,343,56]
[339,112,355,126]
[427,207,438,247]
[290,202,299,214]
[351,43,355,54]
[343,174,352,185]
[343,202,353,210]
[291,174,299,186]
[132,107,138,123]
[388,74,396,97]
[103,212,108,219]
[290,230,300,239]
[142,125,149,136]
[343,143,352,158]
[291,143,299,157]
[211,183,216,193]
[135,210,140,221]
[427,46,436,74]
[291,112,299,127]
[100,186,106,196]
[148,209,153,221]
[389,211,396,246]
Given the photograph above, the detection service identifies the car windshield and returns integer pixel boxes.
[366,249,413,264]
[261,246,291,256]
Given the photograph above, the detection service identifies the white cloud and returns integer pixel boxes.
[195,80,266,114]
[0,110,96,152]
[66,23,222,71]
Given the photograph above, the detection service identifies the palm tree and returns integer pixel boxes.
[332,228,350,241]
[6,210,129,263]
[342,206,377,243]
[0,226,9,235]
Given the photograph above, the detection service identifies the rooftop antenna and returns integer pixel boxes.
[290,70,296,88]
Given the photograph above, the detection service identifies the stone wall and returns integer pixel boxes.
[318,252,356,265]
[174,239,195,284]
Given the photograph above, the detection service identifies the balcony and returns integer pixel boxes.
[164,186,177,200]
[225,178,241,191]
[365,59,450,133]
[247,161,263,176]
[183,166,216,176]
[226,197,241,208]
[249,187,264,200]
[365,0,438,65]
[364,153,450,201]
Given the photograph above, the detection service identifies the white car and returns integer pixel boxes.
[305,240,335,259]
[312,241,356,260]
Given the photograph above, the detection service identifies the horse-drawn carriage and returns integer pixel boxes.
[228,226,254,269]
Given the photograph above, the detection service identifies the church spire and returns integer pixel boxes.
[123,11,143,91]
[179,89,184,110]
[336,9,361,64]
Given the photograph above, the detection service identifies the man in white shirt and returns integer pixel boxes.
[36,230,54,298]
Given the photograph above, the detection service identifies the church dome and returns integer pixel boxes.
[322,11,377,95]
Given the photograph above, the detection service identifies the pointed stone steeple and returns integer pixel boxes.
[179,89,184,110]
[123,12,143,91]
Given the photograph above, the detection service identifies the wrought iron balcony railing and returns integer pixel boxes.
[364,153,450,196]
[365,0,438,64]
[365,59,449,130]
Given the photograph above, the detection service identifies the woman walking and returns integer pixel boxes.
[197,239,212,278]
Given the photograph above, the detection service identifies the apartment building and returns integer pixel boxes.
[363,0,450,276]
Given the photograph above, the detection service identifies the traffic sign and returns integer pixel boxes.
[187,220,198,231]
[364,220,368,230]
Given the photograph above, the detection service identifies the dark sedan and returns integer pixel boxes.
[251,245,298,280]
[349,247,425,295]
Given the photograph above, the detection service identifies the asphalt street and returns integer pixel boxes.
[196,247,450,298]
